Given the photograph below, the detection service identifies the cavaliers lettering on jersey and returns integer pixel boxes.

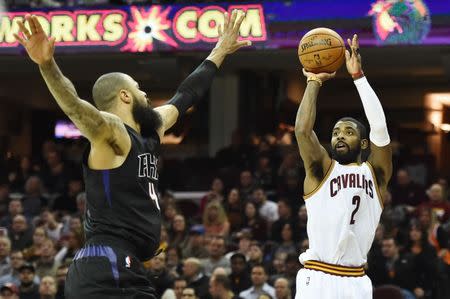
[82,124,161,261]
[299,160,383,267]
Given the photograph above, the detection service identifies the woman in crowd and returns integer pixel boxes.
[203,201,230,237]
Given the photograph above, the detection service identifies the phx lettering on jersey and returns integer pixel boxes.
[330,173,373,198]
[137,153,158,180]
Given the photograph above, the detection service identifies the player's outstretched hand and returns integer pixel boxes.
[302,68,336,82]
[345,34,363,76]
[214,10,252,55]
[15,14,55,65]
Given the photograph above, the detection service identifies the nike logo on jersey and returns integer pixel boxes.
[330,173,374,198]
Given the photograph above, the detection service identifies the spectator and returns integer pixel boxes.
[23,227,48,262]
[270,198,293,243]
[54,229,83,265]
[225,229,252,261]
[268,254,285,284]
[0,236,11,277]
[417,183,450,222]
[273,223,296,257]
[0,250,39,287]
[41,150,70,195]
[248,242,264,269]
[52,177,83,214]
[223,189,243,234]
[239,264,275,299]
[183,225,209,259]
[283,254,300,295]
[253,155,275,190]
[274,277,291,299]
[252,188,278,225]
[170,214,189,249]
[21,176,48,218]
[243,201,267,242]
[35,239,60,279]
[199,178,225,215]
[0,199,24,229]
[209,273,242,299]
[391,169,426,207]
[418,208,450,265]
[183,258,210,299]
[8,156,33,193]
[162,277,187,299]
[203,202,230,237]
[182,287,200,299]
[0,282,19,299]
[228,253,251,295]
[238,171,255,202]
[18,263,39,299]
[201,236,230,277]
[54,264,68,299]
[75,192,86,217]
[0,183,11,219]
[166,245,183,278]
[293,205,307,243]
[8,215,32,251]
[40,211,63,242]
[39,275,57,299]
[147,252,175,298]
[163,201,180,229]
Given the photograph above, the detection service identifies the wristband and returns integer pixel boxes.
[351,70,365,80]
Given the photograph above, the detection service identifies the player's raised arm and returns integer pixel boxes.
[346,34,392,195]
[154,10,251,139]
[295,70,334,189]
[15,15,112,144]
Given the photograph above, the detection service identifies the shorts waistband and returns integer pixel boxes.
[86,235,138,258]
[304,260,365,277]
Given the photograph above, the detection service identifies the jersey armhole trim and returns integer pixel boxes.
[304,160,335,200]
[366,161,384,209]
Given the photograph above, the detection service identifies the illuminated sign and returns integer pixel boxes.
[0,4,266,52]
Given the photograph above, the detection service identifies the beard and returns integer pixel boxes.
[331,143,361,165]
[131,97,162,137]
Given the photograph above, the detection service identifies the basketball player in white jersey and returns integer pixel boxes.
[294,34,392,299]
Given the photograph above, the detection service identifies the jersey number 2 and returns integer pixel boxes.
[350,195,361,225]
[148,182,161,211]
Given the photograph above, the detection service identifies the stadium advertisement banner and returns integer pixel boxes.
[0,0,450,54]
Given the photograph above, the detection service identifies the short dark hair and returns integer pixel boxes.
[336,117,368,140]
[251,263,267,274]
[92,72,130,111]
[213,274,232,290]
[230,253,246,263]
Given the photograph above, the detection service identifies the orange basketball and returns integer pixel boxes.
[298,28,345,73]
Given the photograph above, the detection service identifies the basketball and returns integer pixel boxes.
[298,28,345,73]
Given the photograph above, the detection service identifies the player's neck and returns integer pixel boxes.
[111,109,140,134]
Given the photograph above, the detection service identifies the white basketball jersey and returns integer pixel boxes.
[299,160,383,267]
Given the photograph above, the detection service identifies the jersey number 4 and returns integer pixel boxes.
[148,182,161,211]
[350,195,361,225]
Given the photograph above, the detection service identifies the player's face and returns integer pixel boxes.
[331,121,361,164]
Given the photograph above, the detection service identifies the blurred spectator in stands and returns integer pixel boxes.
[203,201,229,237]
[215,130,252,171]
[23,227,47,262]
[277,152,300,189]
[252,187,278,227]
[9,215,32,251]
[183,225,208,259]
[248,242,263,269]
[284,253,300,294]
[39,275,57,299]
[0,183,10,219]
[170,214,189,248]
[18,263,39,299]
[162,277,187,299]
[0,282,19,299]
[167,245,183,278]
[0,250,38,287]
[52,176,83,214]
[228,253,251,295]
[239,264,275,299]
[182,287,200,299]
[147,252,175,298]
[209,273,242,299]
[8,156,33,193]
[417,183,450,223]
[0,236,11,277]
[238,171,255,203]
[75,192,86,217]
[268,253,285,284]
[54,264,68,299]
[68,215,82,232]
[226,229,251,261]
[35,239,60,279]
[199,178,224,215]
[183,257,210,299]
[201,236,230,277]
[270,198,293,243]
[253,154,275,190]
[223,189,243,234]
[293,205,307,243]
[163,201,180,230]
[405,222,438,298]
[55,229,83,265]
[242,201,267,242]
[1,199,24,229]
[274,277,291,299]
[380,190,407,237]
[41,151,68,195]
[22,176,48,218]
[40,211,63,242]
[273,223,296,257]
[391,169,426,207]
[437,177,449,201]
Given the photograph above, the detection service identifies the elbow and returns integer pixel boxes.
[295,122,312,138]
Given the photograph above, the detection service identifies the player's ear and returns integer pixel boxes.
[119,89,132,104]
[361,138,369,150]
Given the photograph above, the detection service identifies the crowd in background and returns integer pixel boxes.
[0,126,448,299]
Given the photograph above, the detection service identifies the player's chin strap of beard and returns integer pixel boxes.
[353,63,390,147]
